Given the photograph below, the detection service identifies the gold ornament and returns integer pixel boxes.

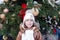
[32,8,39,16]
[3,8,9,13]
[53,16,56,18]
[59,11,60,15]
[0,14,5,20]
[4,0,8,2]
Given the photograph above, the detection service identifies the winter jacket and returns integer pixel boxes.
[16,23,42,40]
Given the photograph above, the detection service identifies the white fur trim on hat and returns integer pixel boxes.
[23,13,35,23]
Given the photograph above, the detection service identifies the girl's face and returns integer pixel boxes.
[25,19,34,28]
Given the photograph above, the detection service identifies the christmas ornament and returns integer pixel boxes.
[18,10,26,20]
[3,8,9,13]
[32,1,39,16]
[4,0,8,3]
[32,8,39,16]
[21,3,27,9]
[0,0,4,4]
[53,16,56,19]
[0,14,5,20]
[59,11,60,15]
[11,14,15,20]
[18,3,27,20]
[42,27,45,30]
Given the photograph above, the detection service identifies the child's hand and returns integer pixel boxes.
[19,23,25,33]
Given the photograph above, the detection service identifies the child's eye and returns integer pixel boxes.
[26,19,29,21]
[30,19,33,21]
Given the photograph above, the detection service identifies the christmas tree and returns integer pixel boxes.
[0,0,60,40]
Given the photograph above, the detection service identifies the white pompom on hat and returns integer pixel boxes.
[25,9,32,14]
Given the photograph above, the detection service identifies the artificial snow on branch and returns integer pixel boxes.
[0,0,4,4]
[48,0,55,7]
[48,0,60,7]
[55,0,60,5]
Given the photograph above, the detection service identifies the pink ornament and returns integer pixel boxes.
[3,8,9,13]
[32,8,39,16]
